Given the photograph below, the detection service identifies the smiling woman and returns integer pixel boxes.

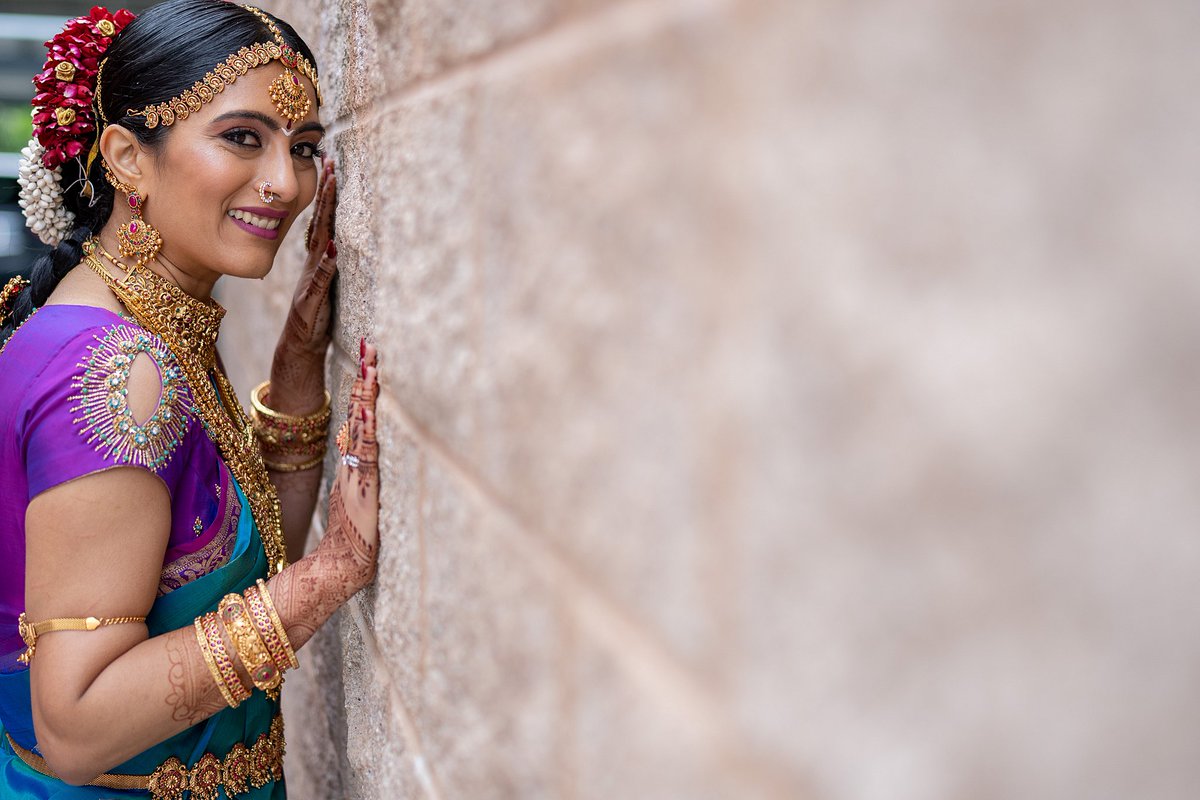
[0,2,381,797]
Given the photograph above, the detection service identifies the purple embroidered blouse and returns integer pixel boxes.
[0,304,239,671]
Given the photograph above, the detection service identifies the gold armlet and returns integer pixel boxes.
[17,611,145,664]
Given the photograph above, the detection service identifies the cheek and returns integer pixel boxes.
[156,145,244,218]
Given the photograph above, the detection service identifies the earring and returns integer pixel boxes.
[105,167,163,267]
[258,180,275,204]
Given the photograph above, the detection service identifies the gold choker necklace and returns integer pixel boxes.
[83,240,287,576]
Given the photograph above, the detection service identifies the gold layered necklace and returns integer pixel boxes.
[83,238,287,576]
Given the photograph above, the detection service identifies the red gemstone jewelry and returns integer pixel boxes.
[116,189,163,267]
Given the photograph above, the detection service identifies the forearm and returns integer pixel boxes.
[34,528,364,784]
[265,345,328,560]
[267,488,374,649]
[270,466,323,562]
[37,627,228,783]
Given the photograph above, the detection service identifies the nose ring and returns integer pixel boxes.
[258,180,275,204]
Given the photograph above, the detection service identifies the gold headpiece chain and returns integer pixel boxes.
[126,5,320,129]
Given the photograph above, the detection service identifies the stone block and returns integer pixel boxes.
[723,1,1200,798]
[367,0,570,84]
[371,97,482,462]
[320,0,381,118]
[340,615,421,800]
[571,637,770,800]
[367,414,425,718]
[469,2,746,674]
[328,120,380,362]
[281,610,350,800]
[419,454,567,799]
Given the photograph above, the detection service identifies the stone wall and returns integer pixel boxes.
[218,0,1200,797]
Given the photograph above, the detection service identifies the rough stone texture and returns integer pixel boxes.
[214,0,1200,797]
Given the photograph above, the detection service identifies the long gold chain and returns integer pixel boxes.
[83,240,287,576]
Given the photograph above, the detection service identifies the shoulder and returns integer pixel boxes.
[68,319,194,471]
[11,306,196,473]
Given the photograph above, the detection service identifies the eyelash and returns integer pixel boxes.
[223,127,326,160]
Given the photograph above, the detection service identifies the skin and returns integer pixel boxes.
[26,63,379,784]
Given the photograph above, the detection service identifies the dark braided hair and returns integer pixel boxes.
[0,0,318,344]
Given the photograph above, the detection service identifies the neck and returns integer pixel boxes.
[96,221,217,301]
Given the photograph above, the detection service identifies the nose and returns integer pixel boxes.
[262,137,302,205]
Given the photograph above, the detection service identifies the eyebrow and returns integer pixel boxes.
[211,110,325,136]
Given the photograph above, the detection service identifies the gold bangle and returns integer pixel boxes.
[218,593,281,698]
[253,578,298,670]
[17,611,146,664]
[251,381,330,434]
[244,580,298,672]
[199,611,250,706]
[251,381,332,462]
[262,452,325,472]
[250,380,331,422]
[194,616,238,709]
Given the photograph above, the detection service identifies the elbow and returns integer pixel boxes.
[33,712,109,786]
[37,736,105,787]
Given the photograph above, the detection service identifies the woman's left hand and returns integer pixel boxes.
[270,158,338,411]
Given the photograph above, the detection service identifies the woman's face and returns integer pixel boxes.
[131,64,324,284]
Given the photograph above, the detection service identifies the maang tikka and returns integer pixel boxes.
[105,167,163,267]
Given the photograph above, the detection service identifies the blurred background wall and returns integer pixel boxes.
[225,0,1200,797]
[10,0,1200,797]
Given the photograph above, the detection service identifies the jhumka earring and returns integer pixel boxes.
[258,180,275,204]
[105,167,163,267]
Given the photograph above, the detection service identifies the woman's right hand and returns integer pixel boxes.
[327,340,380,589]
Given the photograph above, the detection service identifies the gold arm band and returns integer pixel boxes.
[262,452,325,472]
[17,611,146,664]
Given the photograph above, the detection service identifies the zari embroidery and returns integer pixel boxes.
[159,477,240,595]
[69,325,191,470]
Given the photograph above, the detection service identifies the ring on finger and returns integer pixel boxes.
[341,454,360,468]
[335,419,352,456]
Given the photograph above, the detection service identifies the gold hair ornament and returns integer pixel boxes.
[127,5,320,129]
[0,276,30,325]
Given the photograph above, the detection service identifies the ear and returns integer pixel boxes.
[99,124,153,196]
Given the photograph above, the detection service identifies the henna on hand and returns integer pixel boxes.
[267,344,379,649]
[276,160,339,360]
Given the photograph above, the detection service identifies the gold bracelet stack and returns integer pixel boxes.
[247,579,298,670]
[250,380,330,452]
[196,613,250,708]
[218,593,281,699]
[193,582,297,708]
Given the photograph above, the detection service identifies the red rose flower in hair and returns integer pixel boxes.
[31,6,135,170]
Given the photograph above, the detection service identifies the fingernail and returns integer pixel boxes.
[326,241,337,258]
[360,336,365,360]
